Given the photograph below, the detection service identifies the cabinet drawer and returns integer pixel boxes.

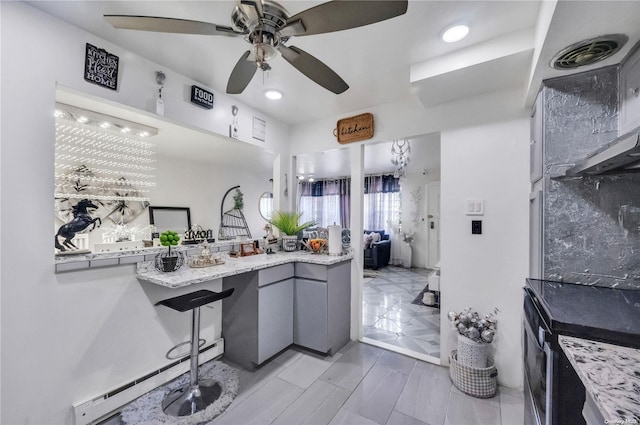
[258,263,294,287]
[295,263,328,281]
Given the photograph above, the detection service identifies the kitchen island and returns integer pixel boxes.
[138,250,354,370]
[559,335,640,424]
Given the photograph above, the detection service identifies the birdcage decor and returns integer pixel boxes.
[218,186,252,240]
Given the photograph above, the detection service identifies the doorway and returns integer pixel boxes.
[360,135,441,364]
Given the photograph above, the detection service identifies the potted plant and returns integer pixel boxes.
[269,211,315,252]
[155,230,183,272]
[448,307,498,368]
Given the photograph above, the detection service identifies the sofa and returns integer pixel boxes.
[363,229,391,269]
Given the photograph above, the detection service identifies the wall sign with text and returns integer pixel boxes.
[190,85,214,109]
[335,113,374,144]
[84,43,119,91]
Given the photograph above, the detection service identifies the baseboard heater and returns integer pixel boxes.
[73,339,224,425]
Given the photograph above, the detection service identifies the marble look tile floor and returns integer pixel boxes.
[363,266,440,359]
[101,342,524,425]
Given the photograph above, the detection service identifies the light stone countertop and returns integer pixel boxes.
[558,335,640,423]
[136,250,354,288]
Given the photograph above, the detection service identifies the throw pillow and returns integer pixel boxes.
[363,233,374,249]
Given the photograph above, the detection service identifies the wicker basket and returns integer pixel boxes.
[449,350,498,399]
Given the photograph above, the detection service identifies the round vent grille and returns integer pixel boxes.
[551,35,627,70]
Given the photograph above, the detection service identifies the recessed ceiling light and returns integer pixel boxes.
[265,89,283,100]
[308,178,315,182]
[442,24,469,43]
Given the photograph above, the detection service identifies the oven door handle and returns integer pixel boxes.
[524,314,545,350]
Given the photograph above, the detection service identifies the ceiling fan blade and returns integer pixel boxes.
[279,0,408,37]
[278,45,348,94]
[104,15,243,37]
[227,51,258,94]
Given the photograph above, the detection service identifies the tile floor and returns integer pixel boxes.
[102,342,524,425]
[214,342,524,425]
[363,266,441,359]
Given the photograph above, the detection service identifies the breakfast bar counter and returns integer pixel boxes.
[136,251,354,288]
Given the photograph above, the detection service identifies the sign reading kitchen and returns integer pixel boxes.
[84,43,119,91]
[191,85,214,109]
[335,113,374,144]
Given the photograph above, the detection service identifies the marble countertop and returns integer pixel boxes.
[136,251,353,288]
[559,335,640,423]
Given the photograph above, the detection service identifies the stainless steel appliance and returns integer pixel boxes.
[523,279,640,425]
[523,287,585,425]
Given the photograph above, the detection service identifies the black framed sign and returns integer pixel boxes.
[84,43,119,91]
[190,85,214,109]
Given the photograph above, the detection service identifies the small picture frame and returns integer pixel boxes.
[240,242,257,256]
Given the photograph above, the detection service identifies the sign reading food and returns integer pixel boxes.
[335,113,374,144]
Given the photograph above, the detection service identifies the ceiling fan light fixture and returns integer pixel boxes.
[441,24,469,43]
[265,89,283,100]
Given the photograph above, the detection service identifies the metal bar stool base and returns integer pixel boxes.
[161,379,222,417]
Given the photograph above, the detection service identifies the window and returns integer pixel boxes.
[298,175,400,233]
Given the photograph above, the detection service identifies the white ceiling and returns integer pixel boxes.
[29,0,640,127]
[296,132,440,179]
[32,0,640,176]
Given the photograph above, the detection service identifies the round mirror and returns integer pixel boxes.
[259,192,274,221]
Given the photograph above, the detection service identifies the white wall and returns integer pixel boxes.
[290,76,530,389]
[440,119,530,388]
[1,3,288,423]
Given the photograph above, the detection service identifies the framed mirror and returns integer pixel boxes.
[149,206,191,234]
[258,192,273,220]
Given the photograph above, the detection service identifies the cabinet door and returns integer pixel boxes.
[620,47,640,135]
[258,278,294,364]
[530,93,543,183]
[294,278,328,352]
[529,189,543,279]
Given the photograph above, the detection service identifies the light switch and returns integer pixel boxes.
[466,199,484,216]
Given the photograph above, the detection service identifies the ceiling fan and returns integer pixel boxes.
[105,0,408,95]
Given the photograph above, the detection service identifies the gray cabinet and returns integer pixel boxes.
[620,45,640,135]
[294,261,351,355]
[258,277,293,364]
[222,260,351,369]
[222,264,295,369]
[530,94,543,183]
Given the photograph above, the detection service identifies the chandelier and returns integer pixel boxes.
[391,139,411,178]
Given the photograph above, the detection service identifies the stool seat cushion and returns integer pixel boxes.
[156,289,234,312]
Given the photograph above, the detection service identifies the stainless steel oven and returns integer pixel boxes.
[523,287,586,425]
[523,291,550,425]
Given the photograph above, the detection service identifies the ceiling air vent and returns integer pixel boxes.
[551,34,628,70]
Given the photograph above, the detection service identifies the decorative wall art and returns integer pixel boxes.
[252,116,266,142]
[84,43,119,91]
[335,113,374,144]
[54,104,157,251]
[191,85,214,109]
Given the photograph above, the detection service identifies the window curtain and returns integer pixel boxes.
[363,175,401,233]
[298,178,350,228]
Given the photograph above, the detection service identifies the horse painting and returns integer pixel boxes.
[55,199,102,251]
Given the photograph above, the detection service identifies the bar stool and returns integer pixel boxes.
[155,288,234,417]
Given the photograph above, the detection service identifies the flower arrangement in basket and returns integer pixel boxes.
[303,238,327,254]
[155,230,184,272]
[448,307,498,368]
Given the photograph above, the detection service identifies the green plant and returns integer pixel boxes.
[269,211,315,236]
[159,230,180,255]
[233,189,244,210]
